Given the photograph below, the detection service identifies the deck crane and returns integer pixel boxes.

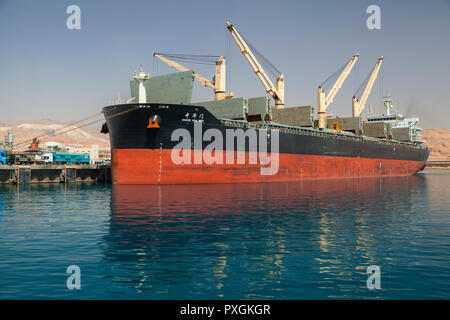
[152,53,233,101]
[317,54,359,129]
[226,21,285,109]
[352,56,383,117]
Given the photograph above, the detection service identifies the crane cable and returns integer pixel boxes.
[14,112,104,148]
[38,113,102,139]
[319,59,348,93]
[242,35,282,80]
[226,28,231,93]
[14,106,140,149]
[155,53,221,66]
[353,69,372,100]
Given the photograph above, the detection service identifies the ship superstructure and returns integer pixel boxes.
[365,90,424,143]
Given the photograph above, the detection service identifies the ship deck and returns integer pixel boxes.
[219,118,427,151]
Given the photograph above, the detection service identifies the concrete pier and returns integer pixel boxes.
[0,165,111,184]
[425,160,450,168]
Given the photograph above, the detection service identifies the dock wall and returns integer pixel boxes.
[0,165,111,184]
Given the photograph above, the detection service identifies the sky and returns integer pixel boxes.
[0,0,449,129]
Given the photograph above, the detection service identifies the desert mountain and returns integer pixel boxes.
[0,119,109,150]
[422,128,450,160]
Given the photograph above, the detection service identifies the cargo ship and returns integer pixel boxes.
[101,22,429,185]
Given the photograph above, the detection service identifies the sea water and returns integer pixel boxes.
[0,173,449,299]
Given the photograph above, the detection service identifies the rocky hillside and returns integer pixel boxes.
[0,119,109,150]
[422,128,450,160]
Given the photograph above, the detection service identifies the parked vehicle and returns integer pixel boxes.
[41,152,90,165]
[5,152,36,165]
[0,150,7,165]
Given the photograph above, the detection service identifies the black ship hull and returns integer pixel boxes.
[103,103,429,184]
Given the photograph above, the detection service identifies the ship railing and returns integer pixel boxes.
[218,118,425,149]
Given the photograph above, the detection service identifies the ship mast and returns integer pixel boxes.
[132,65,150,103]
[383,89,393,116]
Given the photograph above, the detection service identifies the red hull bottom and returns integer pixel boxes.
[112,149,426,185]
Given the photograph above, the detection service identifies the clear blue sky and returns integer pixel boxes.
[0,0,449,129]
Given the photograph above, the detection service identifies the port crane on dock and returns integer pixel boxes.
[317,54,359,129]
[226,21,285,109]
[352,57,383,117]
[152,53,233,101]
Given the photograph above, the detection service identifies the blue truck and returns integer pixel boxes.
[41,152,90,165]
[1,151,89,165]
[0,150,6,165]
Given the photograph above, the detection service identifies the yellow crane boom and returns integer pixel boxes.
[317,53,359,129]
[152,52,232,100]
[352,56,383,117]
[226,21,285,109]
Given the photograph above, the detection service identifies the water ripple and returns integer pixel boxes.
[0,174,449,299]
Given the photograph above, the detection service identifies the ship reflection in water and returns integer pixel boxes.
[2,174,449,299]
[101,175,447,299]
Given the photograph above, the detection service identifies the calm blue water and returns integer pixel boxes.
[0,173,449,299]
